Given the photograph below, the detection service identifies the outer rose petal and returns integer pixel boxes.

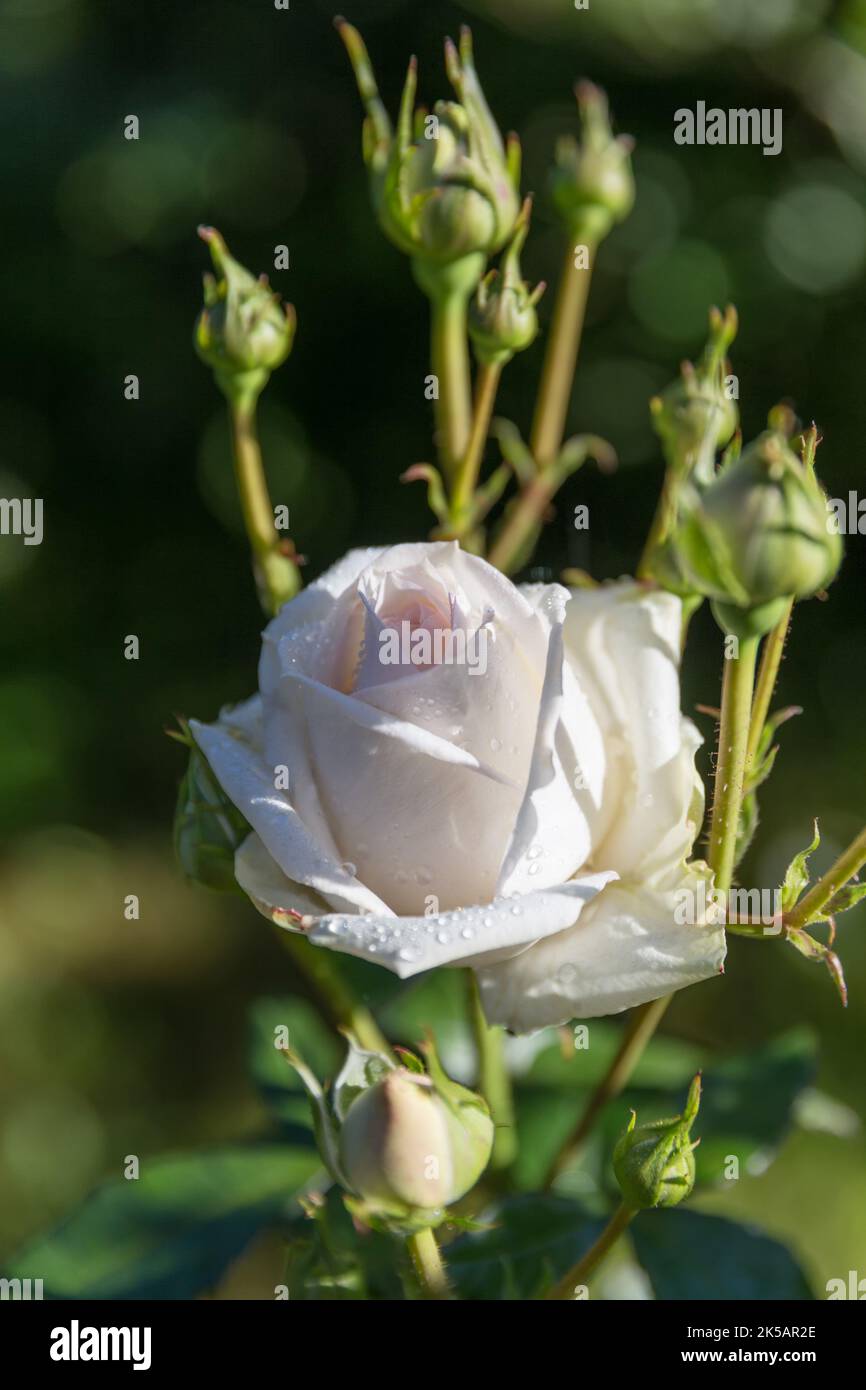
[564,582,697,882]
[189,699,391,917]
[474,866,726,1031]
[305,870,618,979]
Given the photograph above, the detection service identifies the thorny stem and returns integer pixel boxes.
[407,1227,452,1299]
[546,1204,635,1299]
[746,599,794,770]
[467,972,517,1171]
[708,635,760,894]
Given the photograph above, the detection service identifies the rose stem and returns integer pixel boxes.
[450,360,502,527]
[543,992,671,1188]
[486,241,596,575]
[229,393,301,613]
[430,289,474,486]
[785,824,866,932]
[707,634,760,897]
[466,971,517,1171]
[545,1204,635,1299]
[530,240,596,469]
[227,394,390,1058]
[407,1227,453,1299]
[745,598,793,770]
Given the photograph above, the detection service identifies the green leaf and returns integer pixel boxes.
[632,1209,814,1299]
[3,1145,321,1300]
[248,997,341,1137]
[447,1196,603,1299]
[821,879,866,920]
[780,820,820,912]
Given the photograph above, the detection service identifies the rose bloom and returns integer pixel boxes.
[191,543,725,1032]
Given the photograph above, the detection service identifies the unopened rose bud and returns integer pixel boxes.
[339,1050,493,1217]
[194,226,296,404]
[651,306,739,480]
[337,20,520,284]
[613,1074,701,1211]
[550,81,634,243]
[468,198,545,367]
[673,430,842,632]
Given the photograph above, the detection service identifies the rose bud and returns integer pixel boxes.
[550,81,634,244]
[613,1074,701,1211]
[468,198,545,367]
[194,225,296,404]
[337,20,520,284]
[673,429,843,633]
[339,1051,493,1220]
[651,306,739,482]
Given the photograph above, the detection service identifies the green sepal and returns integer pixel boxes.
[780,820,820,913]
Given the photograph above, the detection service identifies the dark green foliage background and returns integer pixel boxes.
[0,0,864,1293]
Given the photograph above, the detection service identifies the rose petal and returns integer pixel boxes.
[306,871,618,979]
[474,870,726,1031]
[189,701,391,917]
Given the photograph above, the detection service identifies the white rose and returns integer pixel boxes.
[191,542,725,1033]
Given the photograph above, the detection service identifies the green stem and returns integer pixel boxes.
[544,993,671,1188]
[467,972,517,1171]
[786,824,866,932]
[708,635,760,894]
[280,934,392,1057]
[746,598,793,770]
[229,395,301,614]
[637,456,683,580]
[429,291,473,484]
[546,1204,635,1299]
[407,1227,452,1299]
[530,239,596,468]
[450,360,502,525]
[486,466,559,575]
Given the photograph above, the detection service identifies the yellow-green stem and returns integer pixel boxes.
[786,824,866,932]
[708,635,760,894]
[530,239,596,468]
[546,1204,635,1299]
[467,971,517,1171]
[746,598,794,769]
[451,360,502,524]
[486,467,559,574]
[229,396,300,614]
[407,1227,452,1299]
[430,292,473,484]
[544,993,671,1188]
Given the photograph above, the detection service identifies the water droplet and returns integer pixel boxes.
[510,905,522,916]
[483,916,494,928]
[399,947,418,963]
[341,860,357,877]
[415,866,433,886]
[528,862,541,876]
[437,931,451,945]
[490,736,502,752]
[528,844,543,860]
[461,926,475,940]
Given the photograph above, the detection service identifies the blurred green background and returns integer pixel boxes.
[1,0,865,1295]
